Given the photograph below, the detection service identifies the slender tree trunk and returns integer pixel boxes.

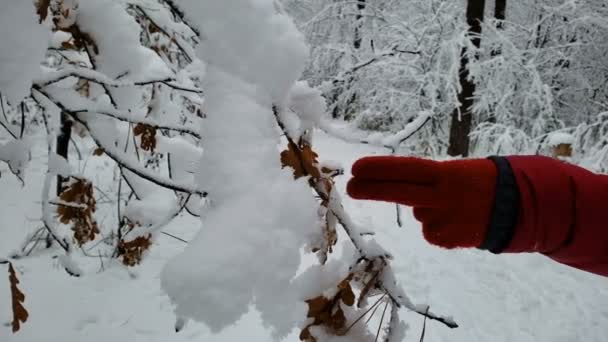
[491,0,506,55]
[487,0,506,123]
[353,0,366,49]
[494,0,506,27]
[56,113,72,195]
[333,1,366,119]
[448,0,486,157]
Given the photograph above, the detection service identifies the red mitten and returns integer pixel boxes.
[347,156,498,249]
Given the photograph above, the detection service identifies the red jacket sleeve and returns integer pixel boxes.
[504,156,608,277]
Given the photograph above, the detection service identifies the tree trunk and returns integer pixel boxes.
[494,0,506,27]
[447,0,486,157]
[56,113,72,195]
[487,0,506,123]
[353,0,366,49]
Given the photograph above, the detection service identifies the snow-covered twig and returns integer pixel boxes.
[318,111,432,152]
[274,108,457,331]
[131,4,197,63]
[36,67,203,94]
[71,109,201,139]
[159,0,201,37]
[33,87,206,197]
[331,45,420,84]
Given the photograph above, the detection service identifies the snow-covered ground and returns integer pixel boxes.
[1,131,607,342]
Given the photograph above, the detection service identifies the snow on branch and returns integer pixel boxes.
[318,111,432,152]
[274,107,458,335]
[71,109,201,139]
[159,0,201,37]
[330,45,420,84]
[33,87,206,197]
[35,67,203,94]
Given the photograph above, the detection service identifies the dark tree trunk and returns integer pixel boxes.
[494,0,506,27]
[448,0,486,157]
[353,0,366,49]
[56,113,72,195]
[487,0,506,123]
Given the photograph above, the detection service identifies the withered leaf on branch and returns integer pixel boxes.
[117,235,153,267]
[76,78,91,98]
[8,263,28,333]
[58,25,99,54]
[35,0,51,23]
[133,123,157,153]
[300,275,356,341]
[93,147,105,156]
[355,258,388,307]
[280,139,321,180]
[312,202,338,265]
[57,177,99,246]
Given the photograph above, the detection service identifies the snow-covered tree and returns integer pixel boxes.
[1,1,455,340]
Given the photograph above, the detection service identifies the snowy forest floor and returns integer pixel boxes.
[1,131,607,342]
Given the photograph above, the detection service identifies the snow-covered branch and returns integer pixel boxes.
[36,67,203,94]
[71,109,201,139]
[318,111,432,152]
[274,107,457,330]
[33,87,206,197]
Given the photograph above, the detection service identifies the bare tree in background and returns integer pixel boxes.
[448,0,486,157]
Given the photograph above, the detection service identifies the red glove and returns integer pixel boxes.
[347,156,498,249]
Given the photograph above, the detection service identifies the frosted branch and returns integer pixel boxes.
[318,111,432,152]
[71,109,201,139]
[274,107,457,331]
[36,67,203,94]
[33,87,206,197]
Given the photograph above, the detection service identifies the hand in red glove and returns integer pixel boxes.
[347,156,499,249]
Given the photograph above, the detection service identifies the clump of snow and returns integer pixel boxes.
[161,0,318,337]
[288,81,326,134]
[77,0,171,80]
[178,0,309,102]
[0,1,51,103]
[124,192,180,228]
[48,153,73,177]
[162,67,318,337]
[77,0,172,108]
[547,132,575,147]
[0,139,32,181]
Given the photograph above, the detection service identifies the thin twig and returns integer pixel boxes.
[375,297,391,342]
[20,102,26,138]
[33,87,206,196]
[161,231,188,243]
[419,306,430,342]
[160,0,201,37]
[343,294,387,335]
[72,109,201,139]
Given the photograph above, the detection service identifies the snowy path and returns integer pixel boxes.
[1,131,607,341]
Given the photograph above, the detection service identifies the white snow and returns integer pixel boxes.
[178,0,309,102]
[124,192,180,228]
[77,0,171,81]
[48,153,72,177]
[1,131,607,342]
[160,1,321,337]
[288,80,326,136]
[318,111,432,150]
[0,1,50,104]
[548,132,575,147]
[0,139,31,181]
